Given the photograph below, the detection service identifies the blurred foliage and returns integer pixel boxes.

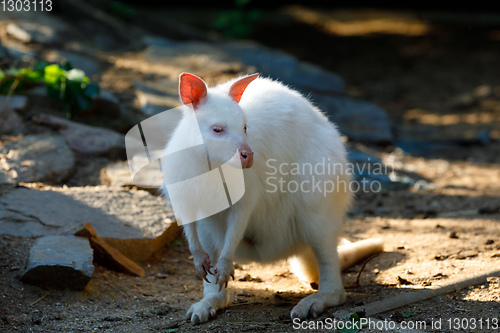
[0,62,99,118]
[213,0,260,38]
[0,63,45,94]
[108,1,136,21]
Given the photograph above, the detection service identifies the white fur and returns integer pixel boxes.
[162,75,356,324]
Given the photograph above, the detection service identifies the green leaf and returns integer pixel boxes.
[335,313,363,333]
[66,80,93,111]
[18,68,44,83]
[34,61,49,72]
[84,83,100,98]
[44,64,65,87]
[61,62,73,71]
[171,240,184,247]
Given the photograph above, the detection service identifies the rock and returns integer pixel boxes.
[134,39,399,144]
[393,138,462,157]
[44,50,101,77]
[0,207,61,237]
[0,95,27,134]
[0,95,28,110]
[134,80,180,116]
[0,39,36,59]
[0,134,75,183]
[102,161,163,189]
[96,88,120,105]
[0,107,23,135]
[75,223,145,277]
[143,42,244,77]
[33,114,125,157]
[142,39,344,96]
[0,172,14,185]
[221,42,345,94]
[7,21,61,44]
[5,13,72,45]
[347,147,433,191]
[315,95,392,143]
[0,186,178,261]
[21,235,94,290]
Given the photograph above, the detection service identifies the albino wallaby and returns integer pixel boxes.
[161,73,383,325]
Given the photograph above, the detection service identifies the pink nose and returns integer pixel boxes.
[240,149,254,168]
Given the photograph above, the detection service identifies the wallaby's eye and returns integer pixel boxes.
[212,126,224,133]
[244,125,247,133]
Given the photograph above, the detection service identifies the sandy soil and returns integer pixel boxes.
[1,6,500,333]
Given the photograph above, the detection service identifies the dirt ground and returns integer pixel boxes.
[1,6,500,333]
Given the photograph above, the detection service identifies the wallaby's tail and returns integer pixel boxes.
[290,238,384,284]
[338,238,384,270]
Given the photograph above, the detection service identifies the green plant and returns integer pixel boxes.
[335,312,363,333]
[213,0,260,39]
[44,63,100,118]
[0,63,45,95]
[0,62,99,118]
[108,1,135,21]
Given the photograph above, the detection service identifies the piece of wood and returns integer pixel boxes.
[75,222,145,277]
[333,267,500,333]
[90,235,145,278]
[345,267,500,316]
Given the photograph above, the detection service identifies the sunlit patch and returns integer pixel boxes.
[405,109,499,126]
[284,6,430,36]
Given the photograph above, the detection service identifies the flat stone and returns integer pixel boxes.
[315,95,392,143]
[5,13,71,45]
[0,95,28,134]
[33,114,125,156]
[134,80,180,116]
[0,172,14,185]
[102,161,163,189]
[0,95,28,110]
[142,40,344,95]
[221,42,345,94]
[0,108,23,135]
[143,42,243,76]
[44,50,100,77]
[0,39,36,59]
[347,147,433,191]
[0,134,75,183]
[21,235,94,290]
[7,21,61,44]
[0,96,27,134]
[0,186,177,261]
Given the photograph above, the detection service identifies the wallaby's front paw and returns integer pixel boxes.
[213,257,234,291]
[290,290,346,320]
[186,299,217,325]
[192,250,213,282]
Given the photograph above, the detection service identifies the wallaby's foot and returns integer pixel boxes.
[290,290,346,320]
[186,298,217,325]
[186,292,229,325]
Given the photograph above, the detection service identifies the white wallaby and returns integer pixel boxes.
[161,73,383,325]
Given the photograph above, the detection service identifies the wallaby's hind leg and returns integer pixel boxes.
[290,220,346,319]
[290,246,319,285]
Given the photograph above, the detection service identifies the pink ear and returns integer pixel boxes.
[229,73,259,103]
[179,73,207,108]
